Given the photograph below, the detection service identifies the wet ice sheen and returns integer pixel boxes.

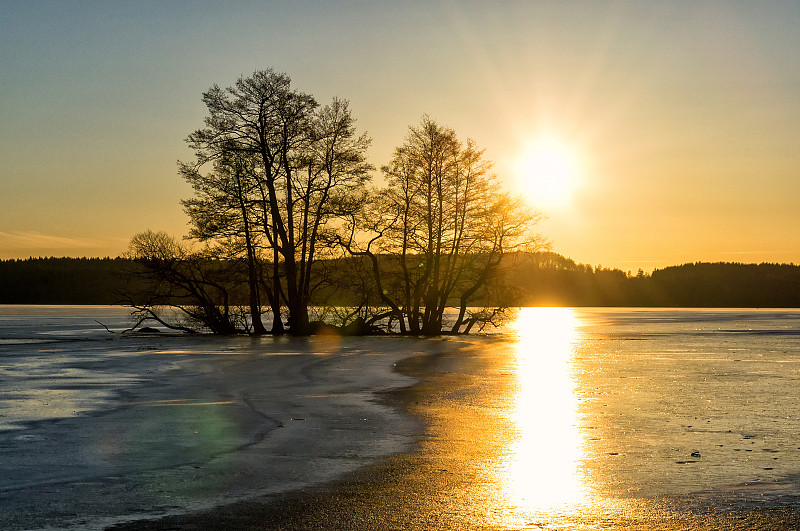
[571,309,800,509]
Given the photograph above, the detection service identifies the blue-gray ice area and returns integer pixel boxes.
[0,306,422,530]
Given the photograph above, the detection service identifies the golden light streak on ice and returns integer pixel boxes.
[504,306,588,514]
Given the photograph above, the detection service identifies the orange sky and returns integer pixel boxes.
[2,2,798,272]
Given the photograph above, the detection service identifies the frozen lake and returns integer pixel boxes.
[1,306,800,529]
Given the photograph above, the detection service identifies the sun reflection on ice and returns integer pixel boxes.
[505,307,588,516]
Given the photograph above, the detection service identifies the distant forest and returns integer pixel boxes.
[1,253,798,308]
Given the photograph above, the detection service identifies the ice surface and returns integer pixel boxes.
[2,307,800,529]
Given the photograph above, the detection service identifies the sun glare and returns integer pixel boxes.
[515,139,580,209]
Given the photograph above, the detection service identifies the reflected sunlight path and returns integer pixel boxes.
[504,307,589,518]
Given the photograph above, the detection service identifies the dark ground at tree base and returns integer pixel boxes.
[107,348,800,531]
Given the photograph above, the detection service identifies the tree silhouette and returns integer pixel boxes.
[181,70,372,334]
[124,230,246,334]
[340,116,542,335]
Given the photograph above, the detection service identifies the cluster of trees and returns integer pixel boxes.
[3,256,800,309]
[126,69,539,335]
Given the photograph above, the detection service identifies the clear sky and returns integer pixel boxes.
[2,1,798,272]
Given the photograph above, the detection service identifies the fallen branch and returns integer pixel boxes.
[95,320,116,334]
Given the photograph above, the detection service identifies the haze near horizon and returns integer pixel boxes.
[2,1,798,272]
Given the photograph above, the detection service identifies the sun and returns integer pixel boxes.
[514,139,580,209]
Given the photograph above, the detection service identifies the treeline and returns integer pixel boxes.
[642,262,800,307]
[2,254,799,308]
[0,257,135,304]
[509,254,800,307]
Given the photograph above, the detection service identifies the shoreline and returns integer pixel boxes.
[107,338,800,530]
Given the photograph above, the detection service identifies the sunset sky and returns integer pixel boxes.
[2,1,798,272]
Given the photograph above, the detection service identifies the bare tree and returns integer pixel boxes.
[341,116,542,335]
[182,70,372,335]
[124,230,249,334]
[181,148,269,334]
